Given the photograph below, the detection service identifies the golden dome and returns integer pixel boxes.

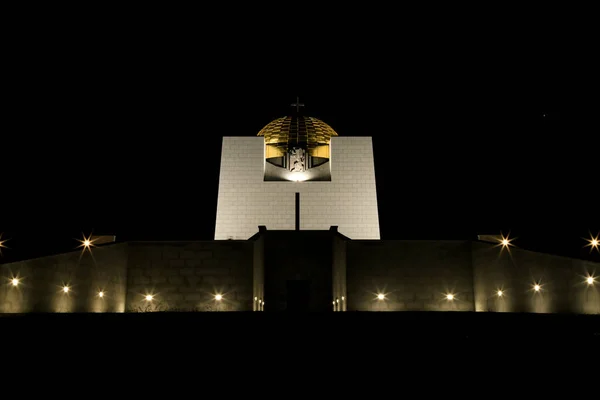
[258,115,338,159]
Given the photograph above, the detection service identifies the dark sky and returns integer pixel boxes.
[1,12,598,263]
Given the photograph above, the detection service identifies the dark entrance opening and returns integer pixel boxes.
[286,280,310,311]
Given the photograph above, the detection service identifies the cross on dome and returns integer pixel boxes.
[291,96,305,113]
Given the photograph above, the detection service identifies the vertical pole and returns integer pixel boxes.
[295,192,300,230]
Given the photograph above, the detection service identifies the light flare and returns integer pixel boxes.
[76,233,97,253]
[496,232,515,253]
[586,276,596,285]
[584,232,600,253]
[0,233,9,255]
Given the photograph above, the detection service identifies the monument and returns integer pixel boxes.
[1,100,599,314]
[214,98,380,240]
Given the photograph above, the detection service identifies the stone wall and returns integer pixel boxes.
[346,240,475,311]
[125,241,253,312]
[0,244,128,313]
[214,136,380,240]
[4,237,597,314]
[472,241,600,314]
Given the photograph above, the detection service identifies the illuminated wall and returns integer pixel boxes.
[125,241,253,312]
[472,241,600,314]
[346,241,475,312]
[2,237,597,314]
[344,239,599,314]
[214,136,380,240]
[0,244,128,313]
[0,241,253,313]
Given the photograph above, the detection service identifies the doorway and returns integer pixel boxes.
[286,280,310,311]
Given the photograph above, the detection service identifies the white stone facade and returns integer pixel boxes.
[215,136,380,240]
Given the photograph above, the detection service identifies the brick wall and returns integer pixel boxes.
[472,241,600,314]
[125,241,253,312]
[214,136,380,240]
[346,240,475,311]
[0,244,128,313]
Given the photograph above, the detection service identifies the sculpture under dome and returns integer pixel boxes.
[257,98,338,181]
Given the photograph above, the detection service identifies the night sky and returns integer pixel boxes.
[1,16,598,264]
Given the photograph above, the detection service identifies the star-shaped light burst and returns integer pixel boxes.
[496,232,515,252]
[586,276,596,285]
[76,233,96,254]
[583,232,599,253]
[0,233,9,256]
[531,281,543,293]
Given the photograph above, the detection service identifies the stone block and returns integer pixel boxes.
[178,287,200,293]
[162,250,179,259]
[185,276,201,286]
[166,293,184,302]
[196,251,213,259]
[184,293,202,301]
[201,259,219,269]
[416,291,434,300]
[168,276,184,285]
[134,276,151,284]
[169,260,185,268]
[179,250,196,259]
[144,268,162,278]
[185,260,201,268]
[180,268,195,276]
